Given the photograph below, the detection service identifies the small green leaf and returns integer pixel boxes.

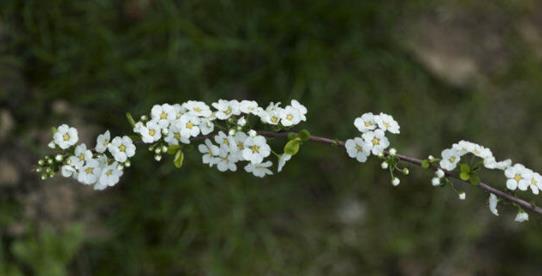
[298,129,311,141]
[167,145,180,155]
[469,175,481,186]
[126,112,136,127]
[284,138,301,155]
[459,171,470,181]
[421,160,430,169]
[287,133,297,140]
[174,150,184,168]
[460,163,471,173]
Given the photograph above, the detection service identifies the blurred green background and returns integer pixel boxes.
[1,0,542,275]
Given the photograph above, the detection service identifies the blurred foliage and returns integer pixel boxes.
[1,0,542,275]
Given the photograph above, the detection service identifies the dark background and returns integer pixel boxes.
[1,0,542,275]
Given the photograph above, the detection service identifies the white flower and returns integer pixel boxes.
[280,106,303,127]
[151,104,176,128]
[133,122,145,133]
[522,171,542,195]
[176,114,200,138]
[278,154,292,172]
[436,169,445,178]
[505,164,530,191]
[239,100,259,115]
[77,159,102,185]
[458,192,466,200]
[245,160,273,178]
[140,120,162,143]
[172,103,187,119]
[489,194,499,216]
[232,131,248,160]
[95,130,111,153]
[484,158,512,171]
[183,101,212,118]
[108,136,136,163]
[68,144,93,169]
[53,124,79,149]
[439,148,461,171]
[96,162,123,190]
[375,113,400,134]
[290,100,307,121]
[515,211,529,223]
[198,139,220,166]
[237,116,247,127]
[362,130,390,155]
[345,137,371,163]
[431,177,441,186]
[199,118,215,135]
[48,141,56,149]
[248,129,257,137]
[164,125,190,145]
[242,135,271,164]
[215,131,236,153]
[61,165,77,178]
[259,102,283,125]
[212,99,240,120]
[354,113,377,133]
[216,152,238,172]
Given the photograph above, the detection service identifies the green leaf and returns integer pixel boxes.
[167,145,180,155]
[287,133,297,140]
[459,171,470,181]
[126,112,136,128]
[460,163,471,173]
[421,160,430,169]
[469,175,481,186]
[284,138,301,155]
[298,129,311,141]
[174,150,184,168]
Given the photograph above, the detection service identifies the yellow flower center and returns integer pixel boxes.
[449,156,456,163]
[286,114,294,121]
[106,169,113,176]
[160,111,168,120]
[371,138,380,146]
[194,107,202,113]
[79,153,85,161]
[174,132,181,140]
[383,122,390,129]
[148,129,156,136]
[225,107,232,115]
[63,133,70,141]
[85,167,94,174]
[355,144,363,152]
[186,122,193,129]
[250,145,260,154]
[271,116,279,123]
[237,142,244,150]
[364,121,373,128]
[514,174,523,182]
[119,144,126,152]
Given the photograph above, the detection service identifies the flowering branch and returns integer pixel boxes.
[35,99,541,223]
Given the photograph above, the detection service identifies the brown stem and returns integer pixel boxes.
[256,130,542,215]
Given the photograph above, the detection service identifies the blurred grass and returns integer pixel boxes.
[1,0,542,275]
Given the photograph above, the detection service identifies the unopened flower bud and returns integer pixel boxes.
[402,168,409,175]
[428,155,435,161]
[161,146,168,153]
[38,160,44,166]
[154,148,162,154]
[154,155,162,161]
[431,177,441,186]
[140,115,148,121]
[389,148,397,156]
[458,193,466,200]
[392,177,400,186]
[162,128,169,135]
[381,161,389,169]
[55,154,63,162]
[124,161,131,168]
[436,169,445,178]
[228,129,236,136]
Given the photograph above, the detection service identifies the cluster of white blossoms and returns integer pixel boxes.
[37,125,135,190]
[131,99,307,177]
[345,112,403,185]
[345,112,399,162]
[435,140,541,222]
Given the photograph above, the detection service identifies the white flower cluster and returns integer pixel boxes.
[41,126,135,190]
[132,99,307,177]
[438,141,511,172]
[437,140,540,222]
[345,112,400,163]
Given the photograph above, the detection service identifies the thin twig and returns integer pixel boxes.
[256,131,542,215]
